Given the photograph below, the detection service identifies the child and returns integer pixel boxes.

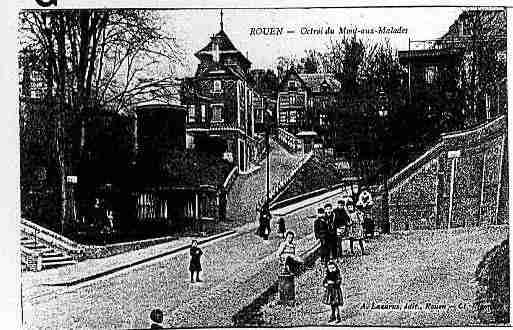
[277,230,303,274]
[149,309,164,329]
[189,240,203,283]
[347,200,367,256]
[278,217,286,238]
[322,261,343,323]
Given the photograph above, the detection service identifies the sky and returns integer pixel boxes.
[161,7,467,77]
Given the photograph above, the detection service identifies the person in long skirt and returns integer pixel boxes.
[322,260,344,323]
[278,217,286,238]
[189,240,203,283]
[347,200,367,255]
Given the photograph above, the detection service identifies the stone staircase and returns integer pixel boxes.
[21,231,76,271]
[226,139,308,223]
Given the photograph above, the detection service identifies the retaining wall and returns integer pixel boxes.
[388,116,508,232]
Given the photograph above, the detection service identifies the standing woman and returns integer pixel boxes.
[277,217,286,238]
[347,199,367,255]
[189,240,203,283]
[322,260,344,323]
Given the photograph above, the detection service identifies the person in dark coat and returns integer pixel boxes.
[149,309,164,329]
[189,240,203,283]
[334,200,350,257]
[314,208,329,263]
[258,208,271,240]
[324,203,338,261]
[278,217,286,238]
[322,260,344,323]
[89,198,106,229]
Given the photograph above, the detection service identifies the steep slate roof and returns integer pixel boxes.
[195,29,251,66]
[197,30,238,53]
[298,73,342,93]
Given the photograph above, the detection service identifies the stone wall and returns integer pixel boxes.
[388,116,507,232]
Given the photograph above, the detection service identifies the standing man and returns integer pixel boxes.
[334,199,350,256]
[259,205,271,240]
[324,204,338,261]
[314,208,329,263]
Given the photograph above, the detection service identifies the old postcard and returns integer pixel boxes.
[12,2,510,329]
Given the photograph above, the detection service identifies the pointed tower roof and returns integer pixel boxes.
[194,11,251,66]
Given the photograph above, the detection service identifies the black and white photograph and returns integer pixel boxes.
[12,2,510,328]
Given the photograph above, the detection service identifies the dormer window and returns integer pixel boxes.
[213,80,222,93]
[288,81,297,91]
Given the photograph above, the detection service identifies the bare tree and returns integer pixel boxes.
[19,9,183,230]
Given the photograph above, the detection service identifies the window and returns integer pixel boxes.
[460,20,472,37]
[201,104,206,122]
[289,110,297,123]
[320,113,328,126]
[485,93,491,119]
[187,105,196,123]
[425,66,437,84]
[289,94,297,105]
[288,81,297,90]
[211,104,224,122]
[213,80,222,93]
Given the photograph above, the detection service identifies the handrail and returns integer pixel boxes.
[222,166,239,191]
[21,218,82,252]
[387,142,444,189]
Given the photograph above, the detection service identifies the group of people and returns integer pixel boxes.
[185,195,373,326]
[314,199,369,262]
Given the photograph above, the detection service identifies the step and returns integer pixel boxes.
[41,251,65,258]
[42,260,76,269]
[42,255,74,263]
[21,243,48,250]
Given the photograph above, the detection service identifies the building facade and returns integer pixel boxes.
[180,15,265,173]
[398,9,507,128]
[277,70,341,135]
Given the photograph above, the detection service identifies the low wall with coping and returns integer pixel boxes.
[21,218,182,260]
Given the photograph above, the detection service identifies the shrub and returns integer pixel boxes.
[475,239,509,324]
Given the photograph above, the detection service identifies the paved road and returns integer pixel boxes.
[23,187,347,329]
[259,225,508,327]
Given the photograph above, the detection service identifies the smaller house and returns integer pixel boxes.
[277,70,341,135]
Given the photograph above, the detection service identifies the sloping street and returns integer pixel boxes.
[259,225,508,327]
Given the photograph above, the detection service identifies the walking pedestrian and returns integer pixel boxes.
[277,217,286,238]
[324,204,338,261]
[277,230,303,274]
[347,200,367,256]
[149,309,164,329]
[314,208,329,263]
[189,240,203,283]
[322,260,344,323]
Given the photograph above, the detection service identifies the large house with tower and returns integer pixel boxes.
[180,12,267,173]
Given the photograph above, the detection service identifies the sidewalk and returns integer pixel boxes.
[22,230,236,301]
